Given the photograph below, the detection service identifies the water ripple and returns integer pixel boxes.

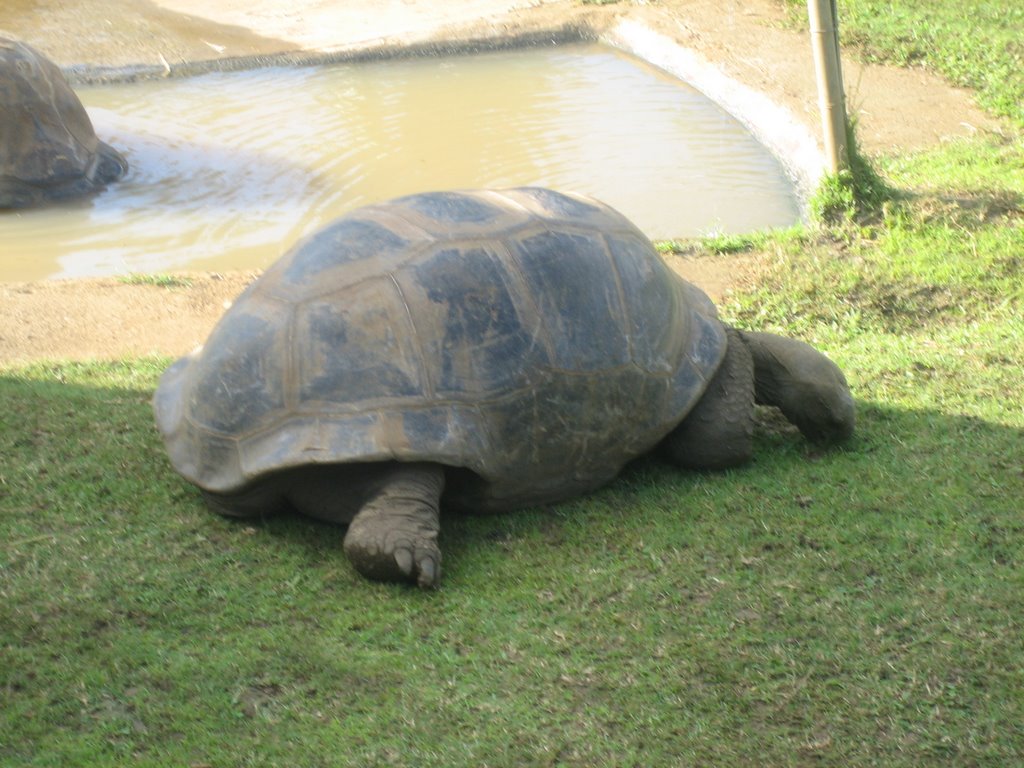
[0,44,798,280]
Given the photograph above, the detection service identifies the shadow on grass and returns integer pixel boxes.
[2,366,1022,765]
[2,368,1020,583]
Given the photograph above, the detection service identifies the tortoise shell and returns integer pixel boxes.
[0,36,127,208]
[154,188,726,510]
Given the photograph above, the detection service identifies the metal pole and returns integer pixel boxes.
[807,0,849,172]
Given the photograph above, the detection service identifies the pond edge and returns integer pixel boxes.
[60,15,824,221]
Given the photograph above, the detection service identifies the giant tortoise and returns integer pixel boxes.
[154,188,854,588]
[0,36,127,208]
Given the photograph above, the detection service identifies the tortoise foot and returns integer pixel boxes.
[342,464,444,589]
[344,519,441,588]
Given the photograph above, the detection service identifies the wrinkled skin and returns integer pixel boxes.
[0,36,127,208]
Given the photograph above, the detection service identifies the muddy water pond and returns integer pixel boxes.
[1,43,799,281]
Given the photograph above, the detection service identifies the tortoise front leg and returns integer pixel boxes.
[662,327,756,470]
[343,463,445,589]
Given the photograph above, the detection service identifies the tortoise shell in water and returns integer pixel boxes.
[0,36,127,208]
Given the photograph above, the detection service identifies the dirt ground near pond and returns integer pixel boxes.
[0,0,1003,365]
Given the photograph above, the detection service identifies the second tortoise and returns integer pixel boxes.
[0,36,127,208]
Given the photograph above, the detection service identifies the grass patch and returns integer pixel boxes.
[657,227,805,257]
[782,0,1024,124]
[2,356,1022,765]
[118,273,194,289]
[731,136,1023,338]
[808,116,897,225]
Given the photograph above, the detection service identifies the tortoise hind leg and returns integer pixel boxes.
[343,463,445,589]
[736,329,855,443]
[662,327,756,470]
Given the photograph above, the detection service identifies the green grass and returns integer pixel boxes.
[4,2,1024,764]
[2,355,1022,765]
[657,228,788,257]
[117,273,194,288]
[783,0,1024,124]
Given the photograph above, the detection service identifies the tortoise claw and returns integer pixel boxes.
[393,544,441,589]
[394,546,414,577]
[416,554,440,589]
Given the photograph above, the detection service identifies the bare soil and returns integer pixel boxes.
[0,0,1002,365]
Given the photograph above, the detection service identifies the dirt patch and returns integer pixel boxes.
[0,255,768,365]
[616,0,998,155]
[0,0,294,71]
[0,0,1004,365]
[0,272,257,364]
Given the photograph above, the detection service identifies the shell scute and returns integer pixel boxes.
[279,217,412,294]
[187,305,289,436]
[295,278,424,407]
[605,232,686,374]
[509,228,630,371]
[405,244,542,396]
